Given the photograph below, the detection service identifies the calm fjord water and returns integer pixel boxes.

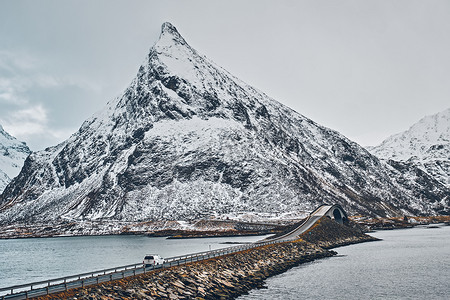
[239,225,450,299]
[1,226,448,299]
[0,234,268,288]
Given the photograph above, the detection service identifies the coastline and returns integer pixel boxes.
[34,217,377,300]
[1,215,448,240]
[349,215,450,231]
[0,219,288,240]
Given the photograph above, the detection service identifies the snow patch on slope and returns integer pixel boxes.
[0,23,448,227]
[369,108,450,186]
[0,125,31,192]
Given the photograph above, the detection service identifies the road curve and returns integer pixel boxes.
[1,204,346,300]
[260,204,340,243]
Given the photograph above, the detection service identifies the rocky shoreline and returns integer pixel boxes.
[1,215,448,240]
[350,215,450,231]
[0,219,288,240]
[34,217,377,300]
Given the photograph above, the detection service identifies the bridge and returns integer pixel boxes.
[259,204,348,243]
[0,204,347,300]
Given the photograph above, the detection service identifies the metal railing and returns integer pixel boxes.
[0,239,280,300]
[261,204,333,243]
[0,262,145,300]
[264,215,311,242]
[0,205,339,300]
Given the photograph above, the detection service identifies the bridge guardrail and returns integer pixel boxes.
[0,262,144,297]
[0,239,279,299]
[265,215,311,242]
[0,204,341,299]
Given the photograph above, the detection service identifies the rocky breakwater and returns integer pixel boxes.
[301,217,379,249]
[36,218,377,300]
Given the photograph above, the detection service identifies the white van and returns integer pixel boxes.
[143,254,165,267]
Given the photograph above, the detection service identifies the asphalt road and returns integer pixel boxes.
[265,205,333,242]
[2,206,335,300]
[1,243,256,300]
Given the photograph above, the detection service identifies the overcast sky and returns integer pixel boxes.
[1,0,449,151]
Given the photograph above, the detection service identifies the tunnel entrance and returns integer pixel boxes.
[333,209,343,224]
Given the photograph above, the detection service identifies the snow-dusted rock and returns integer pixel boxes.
[369,108,450,188]
[0,125,31,192]
[0,23,448,226]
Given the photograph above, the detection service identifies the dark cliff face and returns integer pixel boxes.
[0,22,448,225]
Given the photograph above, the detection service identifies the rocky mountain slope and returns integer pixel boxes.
[369,108,450,187]
[0,125,31,192]
[0,23,448,226]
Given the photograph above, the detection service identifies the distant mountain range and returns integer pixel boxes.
[369,108,450,188]
[0,23,448,227]
[0,125,31,193]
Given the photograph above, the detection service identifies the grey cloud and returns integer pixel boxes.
[0,0,449,150]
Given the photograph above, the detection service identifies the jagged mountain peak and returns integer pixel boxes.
[154,22,192,57]
[160,22,184,41]
[369,108,450,161]
[120,22,266,128]
[0,125,31,192]
[0,23,448,226]
[369,108,450,187]
[161,21,177,33]
[0,124,14,141]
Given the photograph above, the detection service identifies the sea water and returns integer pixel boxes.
[0,234,269,289]
[238,225,450,299]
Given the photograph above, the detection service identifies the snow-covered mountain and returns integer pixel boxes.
[369,108,450,187]
[0,125,31,192]
[0,23,448,226]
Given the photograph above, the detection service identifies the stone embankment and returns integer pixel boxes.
[35,218,377,300]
